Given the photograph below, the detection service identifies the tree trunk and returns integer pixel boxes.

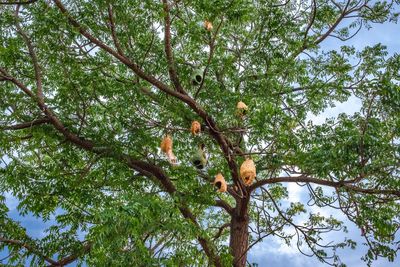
[230,198,249,267]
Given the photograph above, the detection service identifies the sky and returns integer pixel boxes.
[247,19,400,267]
[1,6,400,267]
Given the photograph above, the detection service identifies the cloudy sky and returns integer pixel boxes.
[248,20,400,267]
[1,7,400,267]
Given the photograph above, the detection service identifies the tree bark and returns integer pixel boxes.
[230,198,250,267]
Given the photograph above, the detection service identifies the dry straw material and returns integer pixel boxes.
[190,120,201,135]
[204,20,213,31]
[240,158,256,186]
[236,101,248,117]
[160,135,173,153]
[160,135,177,165]
[213,173,227,193]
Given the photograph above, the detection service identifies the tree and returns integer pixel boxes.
[0,0,399,266]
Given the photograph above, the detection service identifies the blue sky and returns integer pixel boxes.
[1,10,400,267]
[247,19,400,267]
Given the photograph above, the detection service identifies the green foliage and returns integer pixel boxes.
[0,0,399,266]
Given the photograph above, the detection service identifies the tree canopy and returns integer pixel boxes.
[0,0,399,266]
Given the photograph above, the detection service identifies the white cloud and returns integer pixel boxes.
[286,182,303,203]
[307,96,362,126]
[4,191,18,211]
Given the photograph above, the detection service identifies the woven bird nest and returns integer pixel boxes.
[160,135,177,165]
[190,120,201,135]
[160,135,172,153]
[236,101,248,117]
[240,158,256,186]
[204,20,213,31]
[192,144,207,169]
[213,173,227,193]
[192,69,203,86]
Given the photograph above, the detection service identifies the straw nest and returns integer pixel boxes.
[160,135,177,165]
[204,20,213,31]
[190,120,201,135]
[160,135,173,153]
[240,158,256,186]
[237,101,248,110]
[236,101,248,117]
[213,173,227,193]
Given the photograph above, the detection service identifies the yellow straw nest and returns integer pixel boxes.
[236,101,248,117]
[190,120,201,135]
[160,135,173,153]
[213,173,227,193]
[204,20,213,31]
[160,135,177,165]
[240,158,256,186]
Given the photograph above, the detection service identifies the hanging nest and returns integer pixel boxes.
[236,101,248,117]
[204,20,213,31]
[191,69,203,86]
[160,135,172,153]
[213,173,227,193]
[160,135,177,165]
[240,158,256,186]
[190,120,201,135]
[192,144,207,169]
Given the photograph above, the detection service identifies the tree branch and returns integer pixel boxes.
[213,223,230,240]
[303,0,317,42]
[1,67,223,267]
[0,237,91,267]
[0,237,55,266]
[107,4,124,56]
[292,0,351,58]
[314,0,351,45]
[194,19,224,99]
[51,0,179,99]
[51,1,241,193]
[48,243,91,267]
[14,5,45,106]
[124,159,222,266]
[162,0,185,94]
[0,0,37,5]
[2,117,51,130]
[249,175,400,198]
[215,199,234,215]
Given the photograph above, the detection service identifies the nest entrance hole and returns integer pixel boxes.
[196,75,202,83]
